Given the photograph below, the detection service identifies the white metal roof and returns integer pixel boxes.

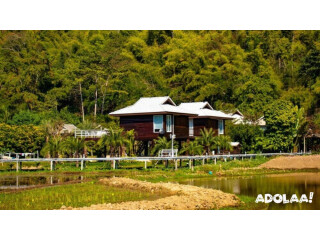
[179,102,234,120]
[109,96,197,116]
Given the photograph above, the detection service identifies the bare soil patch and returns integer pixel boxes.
[62,177,240,210]
[260,155,320,170]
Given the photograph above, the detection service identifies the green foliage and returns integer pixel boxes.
[196,128,217,154]
[151,136,177,156]
[229,124,263,153]
[180,141,203,156]
[0,123,45,153]
[214,135,233,153]
[1,30,320,153]
[98,128,132,157]
[8,110,42,125]
[256,100,299,152]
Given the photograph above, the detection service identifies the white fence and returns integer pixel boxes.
[74,129,109,138]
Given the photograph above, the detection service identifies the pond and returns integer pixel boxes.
[178,172,320,210]
[1,172,319,210]
[0,173,113,192]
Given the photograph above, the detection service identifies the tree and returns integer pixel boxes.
[0,123,45,153]
[98,129,128,157]
[228,123,263,153]
[151,137,177,156]
[256,100,299,152]
[213,135,232,154]
[62,137,85,158]
[41,137,64,158]
[180,141,203,156]
[197,128,216,154]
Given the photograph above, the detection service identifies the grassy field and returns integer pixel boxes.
[0,180,170,210]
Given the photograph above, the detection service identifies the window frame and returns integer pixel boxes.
[218,120,224,135]
[189,118,194,136]
[166,115,172,133]
[153,115,164,133]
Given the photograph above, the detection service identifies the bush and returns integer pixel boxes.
[0,123,45,153]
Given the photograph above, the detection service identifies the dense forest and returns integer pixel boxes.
[1,30,320,155]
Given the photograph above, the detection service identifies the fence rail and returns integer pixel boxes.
[0,151,312,172]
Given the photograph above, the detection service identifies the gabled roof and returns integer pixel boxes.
[232,109,244,117]
[179,102,234,120]
[61,124,78,133]
[109,96,197,116]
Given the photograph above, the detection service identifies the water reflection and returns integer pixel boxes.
[0,175,88,191]
[179,172,320,210]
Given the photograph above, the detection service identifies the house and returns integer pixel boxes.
[229,110,266,130]
[109,96,197,142]
[109,97,233,154]
[178,102,234,137]
[229,110,246,125]
[60,124,78,135]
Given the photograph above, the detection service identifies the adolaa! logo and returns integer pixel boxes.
[255,192,314,204]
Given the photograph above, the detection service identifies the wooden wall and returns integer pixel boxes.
[193,118,219,136]
[120,115,189,141]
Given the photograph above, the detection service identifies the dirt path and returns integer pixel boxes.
[260,155,320,169]
[62,177,240,210]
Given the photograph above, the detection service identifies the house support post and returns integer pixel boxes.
[214,158,217,165]
[189,159,192,169]
[202,158,205,165]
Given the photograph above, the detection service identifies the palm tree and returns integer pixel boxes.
[41,137,64,158]
[98,129,128,157]
[62,137,86,167]
[180,141,203,156]
[125,129,136,156]
[63,137,85,158]
[197,128,216,155]
[77,120,97,130]
[151,137,177,156]
[41,119,65,143]
[214,135,232,154]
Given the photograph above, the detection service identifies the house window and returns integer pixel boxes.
[189,119,194,136]
[218,120,224,135]
[153,115,164,133]
[166,115,172,132]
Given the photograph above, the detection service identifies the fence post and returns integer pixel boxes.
[16,161,19,172]
[214,158,217,165]
[202,158,205,165]
[189,159,192,169]
[144,161,147,169]
[174,160,178,171]
[50,160,55,171]
[112,160,116,170]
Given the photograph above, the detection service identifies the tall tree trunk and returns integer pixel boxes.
[79,82,85,122]
[94,75,98,121]
[101,93,106,115]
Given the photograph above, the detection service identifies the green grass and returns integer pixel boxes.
[0,181,169,210]
[220,195,268,210]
